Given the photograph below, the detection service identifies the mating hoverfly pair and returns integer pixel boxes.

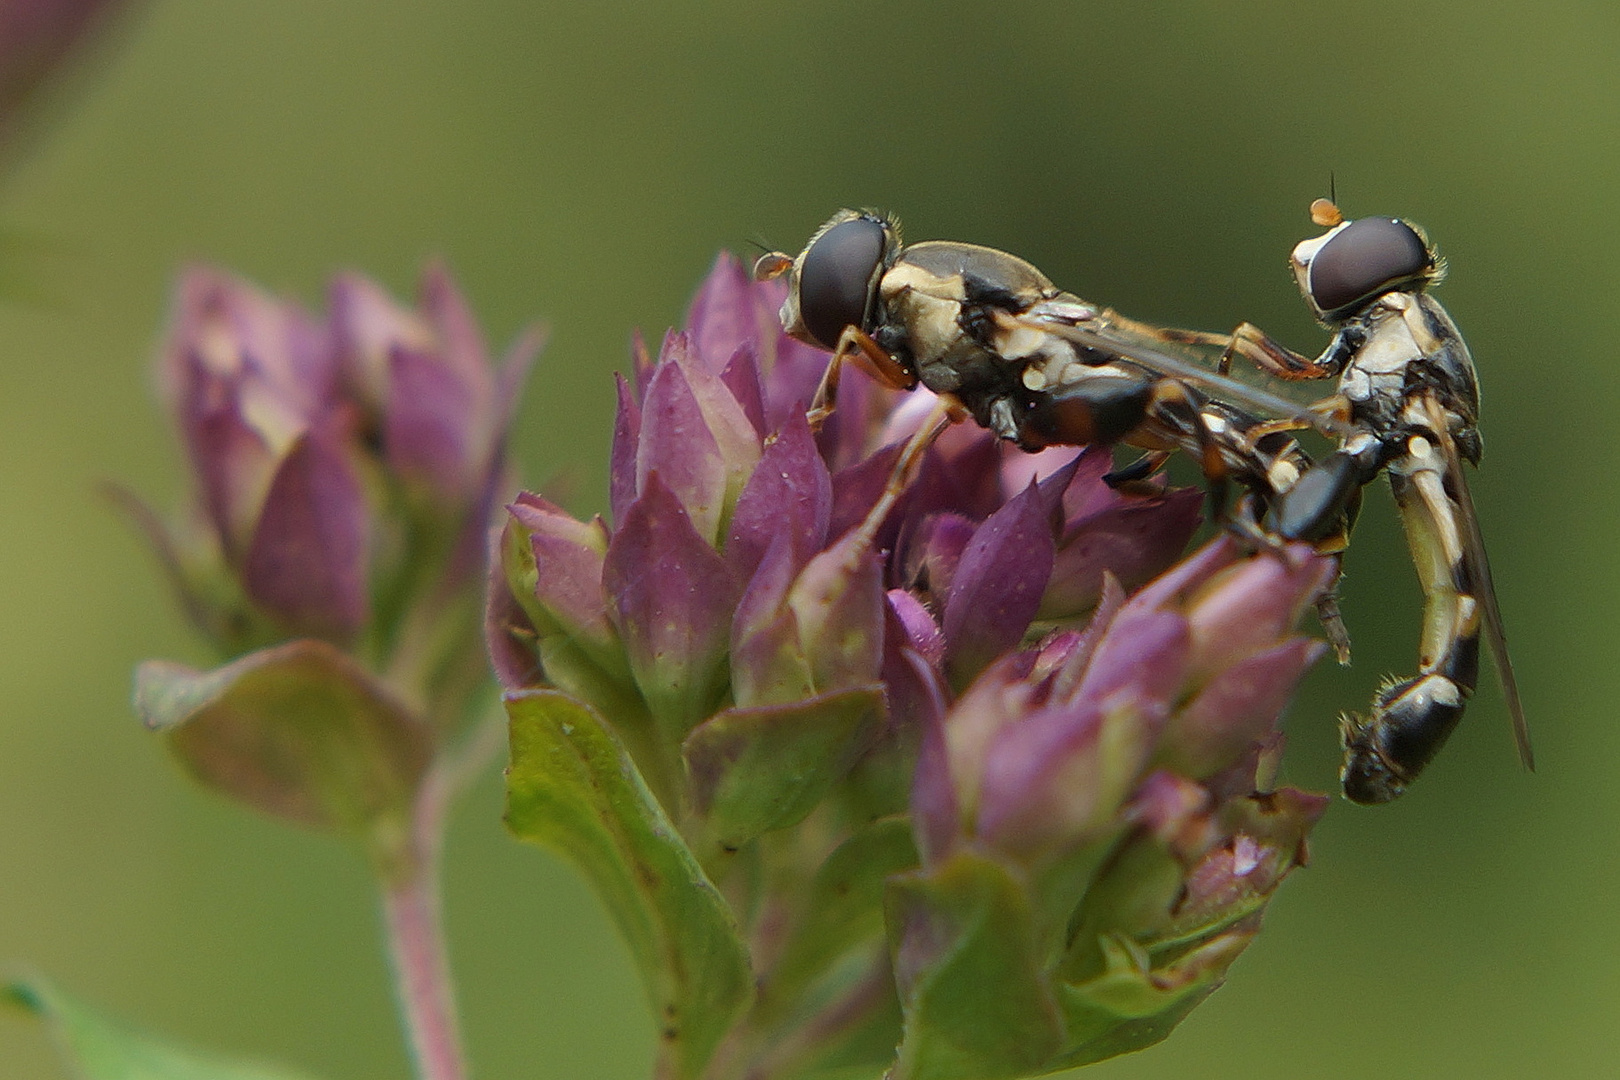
[753,200,1530,805]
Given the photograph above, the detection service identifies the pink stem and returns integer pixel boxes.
[378,710,505,1080]
[381,866,466,1080]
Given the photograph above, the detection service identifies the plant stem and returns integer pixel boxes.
[382,865,465,1080]
[379,708,507,1080]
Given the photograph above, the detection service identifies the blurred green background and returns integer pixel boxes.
[0,1,1611,1076]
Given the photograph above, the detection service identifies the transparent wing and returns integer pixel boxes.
[1016,314,1358,441]
[1435,411,1534,770]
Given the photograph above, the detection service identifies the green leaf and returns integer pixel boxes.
[6,978,321,1080]
[134,641,433,841]
[885,851,1063,1080]
[683,685,884,848]
[504,689,751,1080]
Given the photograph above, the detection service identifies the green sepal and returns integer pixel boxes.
[501,511,631,687]
[885,851,1062,1080]
[1049,929,1244,1067]
[533,631,680,809]
[760,815,918,1024]
[504,689,751,1080]
[765,954,904,1080]
[6,978,321,1080]
[684,685,884,848]
[102,483,271,656]
[1058,824,1259,985]
[133,640,433,849]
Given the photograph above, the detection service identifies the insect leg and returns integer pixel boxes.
[1243,432,1369,665]
[852,397,960,549]
[1313,581,1353,666]
[1339,430,1480,804]
[1219,322,1344,380]
[1143,379,1232,523]
[1098,312,1343,381]
[1262,446,1367,550]
[1103,449,1172,487]
[807,325,917,432]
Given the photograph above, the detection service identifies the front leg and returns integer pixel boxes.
[1095,310,1347,383]
[806,325,917,431]
[1219,322,1345,380]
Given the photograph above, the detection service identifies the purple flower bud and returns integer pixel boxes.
[886,588,944,671]
[1164,638,1326,779]
[631,335,760,546]
[1039,446,1203,620]
[728,524,886,711]
[503,493,615,656]
[158,268,367,639]
[827,441,905,543]
[609,373,642,526]
[785,528,886,694]
[972,610,1188,861]
[684,252,778,376]
[923,537,1334,873]
[719,344,767,438]
[730,532,815,707]
[604,473,740,735]
[137,260,537,694]
[1182,541,1335,681]
[903,648,956,865]
[941,478,1058,688]
[239,422,369,640]
[484,250,1342,1079]
[331,264,540,512]
[164,268,338,557]
[724,411,830,581]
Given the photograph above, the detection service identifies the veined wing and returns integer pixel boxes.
[1429,397,1533,770]
[1015,312,1358,442]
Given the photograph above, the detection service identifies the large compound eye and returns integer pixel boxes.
[1306,216,1432,315]
[798,214,888,350]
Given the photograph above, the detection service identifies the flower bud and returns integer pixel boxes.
[489,252,1339,1080]
[160,268,364,642]
[131,262,537,859]
[331,264,539,515]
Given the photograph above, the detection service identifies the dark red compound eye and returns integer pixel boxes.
[798,215,888,350]
[1308,217,1432,315]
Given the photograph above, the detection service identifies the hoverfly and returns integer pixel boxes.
[752,209,1354,554]
[1177,199,1532,803]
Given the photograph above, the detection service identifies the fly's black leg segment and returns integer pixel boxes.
[1221,493,1292,554]
[1103,449,1172,488]
[1263,447,1367,549]
[806,325,917,432]
[1340,423,1481,804]
[1145,379,1233,524]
